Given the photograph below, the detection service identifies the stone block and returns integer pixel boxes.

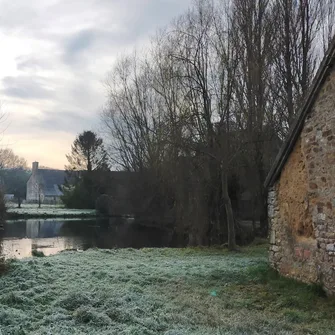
[295,247,303,259]
[309,182,318,190]
[317,213,326,221]
[326,244,335,252]
[326,153,335,164]
[270,230,276,244]
[272,245,280,252]
[304,249,311,259]
[323,129,332,137]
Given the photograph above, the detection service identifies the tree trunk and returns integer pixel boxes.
[283,0,294,124]
[221,169,236,251]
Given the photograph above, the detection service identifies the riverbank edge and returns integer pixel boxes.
[6,212,99,220]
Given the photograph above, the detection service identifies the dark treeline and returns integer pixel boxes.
[101,0,335,249]
[0,149,29,208]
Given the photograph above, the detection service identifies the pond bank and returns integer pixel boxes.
[6,212,98,219]
[6,204,97,219]
[1,245,335,334]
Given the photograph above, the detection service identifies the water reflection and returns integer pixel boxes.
[0,221,4,263]
[0,221,5,274]
[1,218,174,259]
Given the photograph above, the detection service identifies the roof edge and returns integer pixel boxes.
[264,37,335,189]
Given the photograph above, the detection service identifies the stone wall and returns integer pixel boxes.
[269,67,335,294]
[269,138,318,284]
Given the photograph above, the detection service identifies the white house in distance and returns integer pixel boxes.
[26,162,65,204]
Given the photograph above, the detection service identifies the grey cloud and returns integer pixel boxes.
[0,0,192,41]
[1,0,192,70]
[99,0,191,41]
[9,110,97,135]
[0,0,192,147]
[65,30,97,55]
[0,2,39,31]
[63,29,104,65]
[2,76,54,100]
[33,111,96,133]
[16,56,51,72]
[126,0,189,35]
[62,28,135,66]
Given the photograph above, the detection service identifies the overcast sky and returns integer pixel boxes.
[0,0,192,169]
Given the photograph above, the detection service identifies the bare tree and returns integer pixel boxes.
[226,0,277,235]
[272,0,321,133]
[0,149,27,169]
[101,0,334,246]
[320,0,335,53]
[33,180,44,208]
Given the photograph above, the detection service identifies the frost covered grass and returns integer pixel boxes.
[1,245,335,334]
[6,203,96,219]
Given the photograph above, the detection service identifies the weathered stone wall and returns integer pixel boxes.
[269,67,335,294]
[269,138,318,284]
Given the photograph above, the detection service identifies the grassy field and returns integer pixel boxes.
[6,203,96,219]
[0,244,335,334]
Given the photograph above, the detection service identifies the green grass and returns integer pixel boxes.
[0,245,334,334]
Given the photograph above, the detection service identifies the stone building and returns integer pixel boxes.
[265,38,335,294]
[26,162,65,204]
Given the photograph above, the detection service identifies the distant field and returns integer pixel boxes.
[0,245,335,334]
[6,203,96,218]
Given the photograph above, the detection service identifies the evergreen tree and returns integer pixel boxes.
[65,131,109,172]
[62,131,110,208]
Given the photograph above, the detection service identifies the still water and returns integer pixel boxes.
[0,218,174,259]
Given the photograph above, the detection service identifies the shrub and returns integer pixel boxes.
[0,257,7,276]
[95,194,113,216]
[31,249,45,257]
[0,189,5,275]
[0,189,7,221]
[61,182,94,209]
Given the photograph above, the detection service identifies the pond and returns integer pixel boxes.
[0,218,175,259]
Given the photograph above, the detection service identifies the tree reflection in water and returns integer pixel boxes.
[0,220,5,273]
[1,218,176,259]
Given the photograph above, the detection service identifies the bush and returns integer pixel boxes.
[0,190,6,275]
[31,249,45,257]
[0,190,6,221]
[61,182,95,209]
[95,194,113,216]
[0,257,7,276]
